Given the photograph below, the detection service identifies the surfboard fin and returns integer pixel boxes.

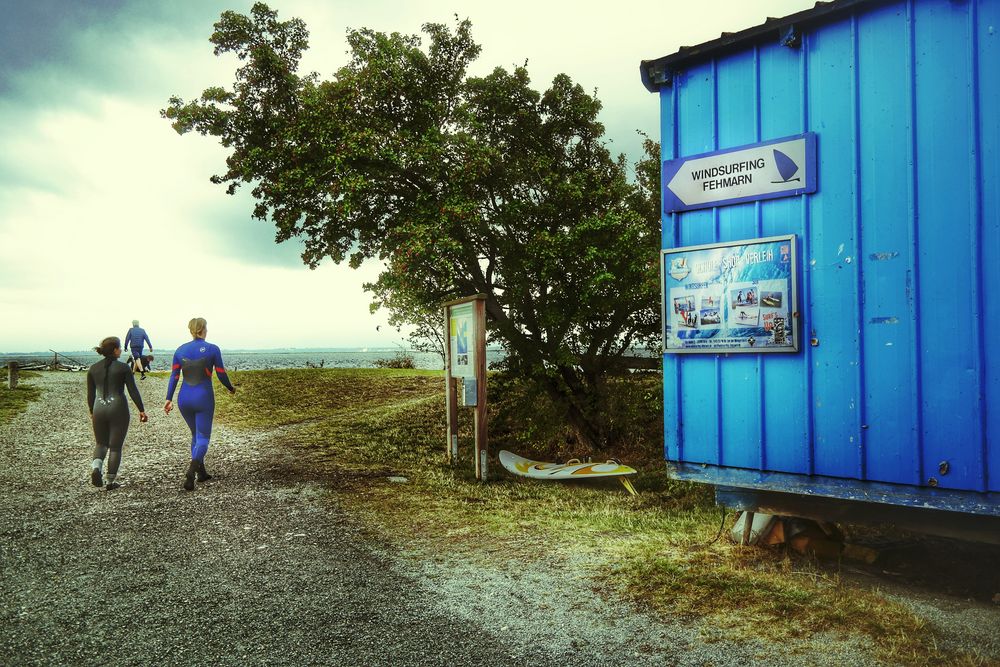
[620,477,638,496]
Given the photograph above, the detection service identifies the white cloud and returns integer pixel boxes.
[0,72,395,352]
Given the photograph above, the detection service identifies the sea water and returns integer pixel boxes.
[0,348,509,371]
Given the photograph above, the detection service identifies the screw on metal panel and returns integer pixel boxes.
[861,424,869,430]
[927,477,938,487]
[810,338,819,347]
[938,461,949,475]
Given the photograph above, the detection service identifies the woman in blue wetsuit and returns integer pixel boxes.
[164,317,235,491]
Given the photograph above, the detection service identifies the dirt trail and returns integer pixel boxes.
[0,372,971,666]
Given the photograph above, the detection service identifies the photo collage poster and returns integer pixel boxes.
[663,236,797,353]
[449,302,475,377]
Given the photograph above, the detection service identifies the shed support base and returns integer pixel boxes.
[715,486,1000,545]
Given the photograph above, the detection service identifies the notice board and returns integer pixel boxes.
[661,235,798,354]
[449,301,475,377]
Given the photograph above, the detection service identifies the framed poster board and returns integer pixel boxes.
[442,295,489,480]
[449,301,475,378]
[661,235,798,354]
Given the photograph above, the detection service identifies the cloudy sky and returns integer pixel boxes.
[0,0,813,353]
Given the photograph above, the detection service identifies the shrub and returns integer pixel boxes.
[488,370,663,465]
[373,351,417,369]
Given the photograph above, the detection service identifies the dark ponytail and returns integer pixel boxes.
[94,336,120,358]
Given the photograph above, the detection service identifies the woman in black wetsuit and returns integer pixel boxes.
[87,336,147,490]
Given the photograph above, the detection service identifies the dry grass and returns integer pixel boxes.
[216,368,984,666]
[0,370,41,425]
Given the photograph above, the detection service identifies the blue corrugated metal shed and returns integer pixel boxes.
[643,0,999,516]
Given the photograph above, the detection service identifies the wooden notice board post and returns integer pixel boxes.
[443,294,488,481]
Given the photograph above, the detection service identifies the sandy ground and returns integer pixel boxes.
[0,372,995,666]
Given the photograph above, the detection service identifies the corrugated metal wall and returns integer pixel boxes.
[660,0,1000,493]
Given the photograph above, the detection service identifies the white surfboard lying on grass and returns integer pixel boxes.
[498,450,638,495]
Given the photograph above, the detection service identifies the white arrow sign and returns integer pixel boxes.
[662,133,816,213]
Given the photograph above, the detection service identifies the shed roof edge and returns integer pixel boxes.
[640,0,895,92]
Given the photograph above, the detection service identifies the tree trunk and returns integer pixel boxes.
[539,365,611,452]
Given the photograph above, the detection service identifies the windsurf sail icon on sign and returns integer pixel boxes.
[669,257,690,281]
[771,149,801,184]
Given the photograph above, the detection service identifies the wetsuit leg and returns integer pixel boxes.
[91,406,115,469]
[104,408,129,485]
[178,386,214,462]
[91,406,124,487]
[92,415,110,453]
[107,417,129,451]
[179,402,211,460]
[179,402,198,451]
[107,449,122,479]
[191,409,214,461]
[91,422,108,486]
[106,421,128,475]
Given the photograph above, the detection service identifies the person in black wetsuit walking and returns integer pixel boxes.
[87,336,147,490]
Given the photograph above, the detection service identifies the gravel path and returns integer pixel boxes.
[1,372,974,666]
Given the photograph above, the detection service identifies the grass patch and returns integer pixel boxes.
[613,545,941,663]
[217,368,440,431]
[218,368,977,665]
[0,370,42,425]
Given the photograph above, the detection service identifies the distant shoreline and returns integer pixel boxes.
[1,347,428,356]
[0,346,507,356]
[0,348,508,373]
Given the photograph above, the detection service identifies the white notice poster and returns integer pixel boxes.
[449,302,475,378]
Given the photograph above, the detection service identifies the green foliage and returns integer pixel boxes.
[0,372,42,426]
[489,369,663,463]
[163,4,662,448]
[369,286,446,363]
[372,350,417,369]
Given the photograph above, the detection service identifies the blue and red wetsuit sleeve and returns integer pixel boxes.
[213,346,234,392]
[166,350,181,400]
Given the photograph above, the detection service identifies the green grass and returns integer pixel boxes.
[0,370,42,425]
[217,368,982,666]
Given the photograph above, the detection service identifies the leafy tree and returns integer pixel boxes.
[368,277,447,364]
[163,3,660,449]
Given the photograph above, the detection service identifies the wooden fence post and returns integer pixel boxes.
[7,361,18,390]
